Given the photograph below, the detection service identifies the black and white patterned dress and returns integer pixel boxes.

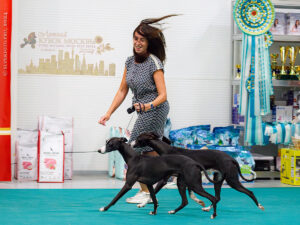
[125,54,170,153]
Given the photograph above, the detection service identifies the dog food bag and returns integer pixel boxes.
[186,144,206,150]
[38,116,73,150]
[16,128,38,145]
[213,126,233,145]
[194,129,215,145]
[39,116,73,179]
[213,126,241,146]
[38,131,65,183]
[15,143,38,181]
[14,129,39,181]
[237,147,255,169]
[169,125,211,147]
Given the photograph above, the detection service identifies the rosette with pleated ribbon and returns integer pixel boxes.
[233,0,275,146]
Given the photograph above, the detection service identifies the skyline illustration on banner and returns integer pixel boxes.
[18,32,116,76]
[18,49,116,76]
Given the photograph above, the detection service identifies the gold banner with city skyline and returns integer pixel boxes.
[18,32,116,76]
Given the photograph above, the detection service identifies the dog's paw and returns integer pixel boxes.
[149,211,156,215]
[99,207,106,212]
[202,206,212,212]
[210,214,217,219]
[168,210,175,214]
[258,204,265,211]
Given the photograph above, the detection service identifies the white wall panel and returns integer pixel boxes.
[15,0,232,171]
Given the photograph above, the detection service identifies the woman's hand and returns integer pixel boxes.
[98,114,111,126]
[133,103,150,112]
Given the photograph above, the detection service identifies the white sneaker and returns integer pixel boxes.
[165,181,177,189]
[126,190,153,204]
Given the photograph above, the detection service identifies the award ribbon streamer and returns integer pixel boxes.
[234,0,275,146]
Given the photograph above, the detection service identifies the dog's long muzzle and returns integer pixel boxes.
[98,146,106,154]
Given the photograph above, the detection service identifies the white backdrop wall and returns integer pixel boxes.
[14,0,232,171]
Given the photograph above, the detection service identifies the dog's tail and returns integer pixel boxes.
[196,163,222,184]
[233,160,256,182]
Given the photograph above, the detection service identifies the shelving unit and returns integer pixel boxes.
[232,79,300,87]
[233,34,300,42]
[231,0,300,179]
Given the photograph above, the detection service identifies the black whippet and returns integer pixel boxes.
[132,132,264,212]
[98,137,219,218]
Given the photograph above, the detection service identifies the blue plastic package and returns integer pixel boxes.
[213,126,240,146]
[236,146,255,169]
[208,145,255,169]
[194,130,214,145]
[186,144,206,150]
[169,125,211,147]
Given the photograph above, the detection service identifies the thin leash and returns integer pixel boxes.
[65,151,98,153]
[11,109,136,165]
[126,113,135,131]
[11,150,99,164]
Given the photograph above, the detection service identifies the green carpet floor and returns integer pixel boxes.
[0,188,299,225]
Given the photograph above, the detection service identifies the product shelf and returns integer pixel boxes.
[233,34,300,42]
[232,79,300,87]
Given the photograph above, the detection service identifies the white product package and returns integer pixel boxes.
[16,129,39,145]
[15,144,38,181]
[286,13,300,35]
[14,129,38,181]
[38,131,65,183]
[270,12,286,35]
[39,116,73,179]
[276,106,293,122]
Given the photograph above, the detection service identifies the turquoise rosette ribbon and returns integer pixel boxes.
[233,0,275,146]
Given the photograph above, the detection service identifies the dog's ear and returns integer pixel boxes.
[120,137,128,143]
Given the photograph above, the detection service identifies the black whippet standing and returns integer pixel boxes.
[132,132,265,212]
[98,137,219,219]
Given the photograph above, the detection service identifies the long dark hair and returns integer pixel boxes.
[133,14,178,63]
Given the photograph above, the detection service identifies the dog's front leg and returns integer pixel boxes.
[99,182,133,212]
[147,185,158,215]
[169,176,188,214]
